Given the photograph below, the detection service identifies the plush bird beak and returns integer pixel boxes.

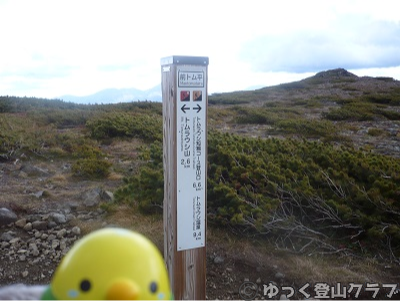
[106,279,140,300]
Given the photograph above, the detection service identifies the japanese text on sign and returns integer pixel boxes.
[176,66,206,251]
[178,71,204,87]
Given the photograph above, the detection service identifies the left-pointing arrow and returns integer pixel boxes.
[181,104,190,113]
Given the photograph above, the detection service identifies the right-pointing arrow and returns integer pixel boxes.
[193,104,202,113]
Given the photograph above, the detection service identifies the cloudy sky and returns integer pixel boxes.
[1,0,400,99]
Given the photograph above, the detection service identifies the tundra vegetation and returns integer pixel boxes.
[1,70,400,291]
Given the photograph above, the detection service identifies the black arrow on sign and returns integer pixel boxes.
[181,104,190,113]
[193,104,202,113]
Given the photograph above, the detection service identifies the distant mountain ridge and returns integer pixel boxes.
[58,68,399,105]
[60,85,162,104]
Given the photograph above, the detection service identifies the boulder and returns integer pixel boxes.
[0,208,17,226]
[83,188,101,207]
[50,213,67,224]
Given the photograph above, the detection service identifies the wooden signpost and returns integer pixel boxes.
[161,56,209,300]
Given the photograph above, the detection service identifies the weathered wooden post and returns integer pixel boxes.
[161,56,209,300]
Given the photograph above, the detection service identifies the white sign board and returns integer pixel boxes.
[176,65,206,251]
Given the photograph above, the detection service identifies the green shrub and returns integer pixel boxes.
[71,143,111,179]
[0,113,57,160]
[114,142,163,213]
[30,109,93,128]
[117,130,400,255]
[275,119,338,138]
[323,99,400,121]
[235,107,278,125]
[86,112,162,142]
[377,109,400,120]
[367,128,385,136]
[233,106,300,125]
[71,158,111,179]
[323,102,376,121]
[209,92,253,105]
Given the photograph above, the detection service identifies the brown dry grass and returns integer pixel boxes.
[107,171,124,181]
[185,223,398,291]
[49,173,68,183]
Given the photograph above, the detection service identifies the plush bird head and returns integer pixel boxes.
[41,228,172,300]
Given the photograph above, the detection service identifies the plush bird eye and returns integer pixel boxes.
[149,281,158,293]
[80,279,91,292]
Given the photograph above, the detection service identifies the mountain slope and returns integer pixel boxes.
[208,68,400,158]
[210,68,400,105]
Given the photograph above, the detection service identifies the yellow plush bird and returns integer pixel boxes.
[41,228,172,300]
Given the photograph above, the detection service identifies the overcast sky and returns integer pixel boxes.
[1,0,400,99]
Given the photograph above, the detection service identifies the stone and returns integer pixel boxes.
[47,221,57,229]
[29,243,40,256]
[23,222,32,231]
[68,202,79,211]
[50,213,67,224]
[20,164,48,177]
[0,231,14,242]
[0,208,17,226]
[101,190,114,202]
[71,226,81,236]
[10,237,20,245]
[21,271,29,278]
[26,214,42,223]
[60,239,67,250]
[56,229,67,238]
[29,242,38,250]
[1,241,10,248]
[33,191,44,198]
[66,214,76,222]
[15,218,27,228]
[51,240,59,250]
[31,258,40,265]
[83,188,101,207]
[47,234,56,241]
[275,272,285,280]
[32,221,47,230]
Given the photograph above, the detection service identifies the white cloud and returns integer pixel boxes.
[1,0,400,98]
[240,15,400,73]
